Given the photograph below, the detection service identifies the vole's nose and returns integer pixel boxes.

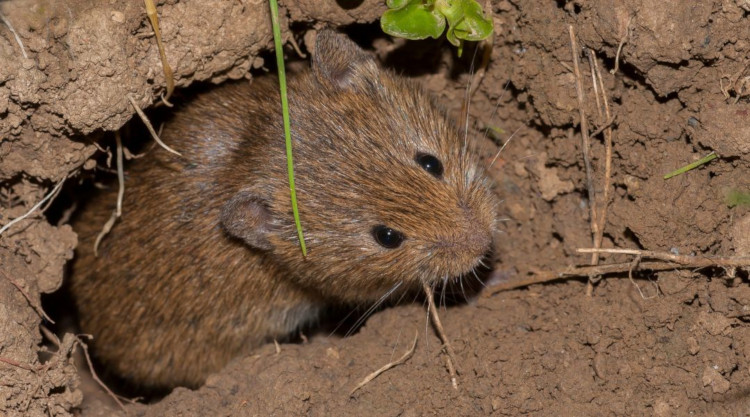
[429,203,493,269]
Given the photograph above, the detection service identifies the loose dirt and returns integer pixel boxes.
[1,0,749,416]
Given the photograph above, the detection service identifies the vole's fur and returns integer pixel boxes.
[70,30,498,389]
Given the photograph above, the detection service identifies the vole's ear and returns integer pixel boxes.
[221,190,274,250]
[312,29,379,90]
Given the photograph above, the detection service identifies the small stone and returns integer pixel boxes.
[325,347,339,359]
[111,11,125,23]
[653,400,671,417]
[491,397,503,411]
[702,366,731,394]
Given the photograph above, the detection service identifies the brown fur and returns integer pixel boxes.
[70,30,498,390]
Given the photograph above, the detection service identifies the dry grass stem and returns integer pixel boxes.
[589,115,616,137]
[78,335,128,412]
[144,0,174,105]
[568,26,601,295]
[349,330,418,396]
[586,49,615,294]
[0,12,28,59]
[626,255,658,299]
[488,248,749,294]
[611,16,632,75]
[484,248,750,292]
[422,281,459,389]
[127,94,182,156]
[94,132,125,256]
[486,261,683,294]
[0,176,66,236]
[577,248,750,267]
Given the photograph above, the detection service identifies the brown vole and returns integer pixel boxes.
[70,30,498,390]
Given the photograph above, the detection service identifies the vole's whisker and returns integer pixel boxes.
[458,273,468,302]
[393,283,411,305]
[328,303,362,338]
[462,44,481,157]
[346,281,403,337]
[488,125,522,169]
[471,268,488,290]
[440,276,449,311]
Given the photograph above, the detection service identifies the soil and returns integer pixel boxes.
[1,0,750,416]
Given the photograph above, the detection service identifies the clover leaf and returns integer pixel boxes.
[381,0,446,40]
[380,0,493,55]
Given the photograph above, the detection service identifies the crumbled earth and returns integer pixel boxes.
[1,0,749,416]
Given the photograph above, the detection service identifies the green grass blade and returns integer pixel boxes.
[663,152,718,180]
[268,0,307,256]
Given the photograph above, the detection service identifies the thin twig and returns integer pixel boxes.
[114,133,125,217]
[611,16,632,75]
[1,270,54,323]
[589,114,616,138]
[577,248,750,267]
[94,132,125,256]
[287,32,306,58]
[422,281,459,389]
[349,330,418,396]
[488,249,750,295]
[40,176,66,213]
[77,335,127,412]
[0,12,28,59]
[0,356,34,371]
[39,325,61,348]
[486,261,686,294]
[627,255,652,299]
[0,176,67,236]
[127,94,182,156]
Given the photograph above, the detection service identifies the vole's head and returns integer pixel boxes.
[221,30,498,303]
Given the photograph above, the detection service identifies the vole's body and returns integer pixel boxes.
[71,31,497,390]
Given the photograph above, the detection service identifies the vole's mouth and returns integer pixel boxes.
[421,248,494,292]
[412,250,493,305]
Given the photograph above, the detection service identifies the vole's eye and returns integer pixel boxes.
[415,153,443,178]
[372,225,405,249]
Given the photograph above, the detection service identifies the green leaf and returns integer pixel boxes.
[437,0,493,46]
[381,0,446,40]
[726,189,750,207]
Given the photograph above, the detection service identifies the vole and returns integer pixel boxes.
[70,29,498,390]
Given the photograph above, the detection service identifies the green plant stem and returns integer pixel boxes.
[269,0,307,256]
[663,152,718,180]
